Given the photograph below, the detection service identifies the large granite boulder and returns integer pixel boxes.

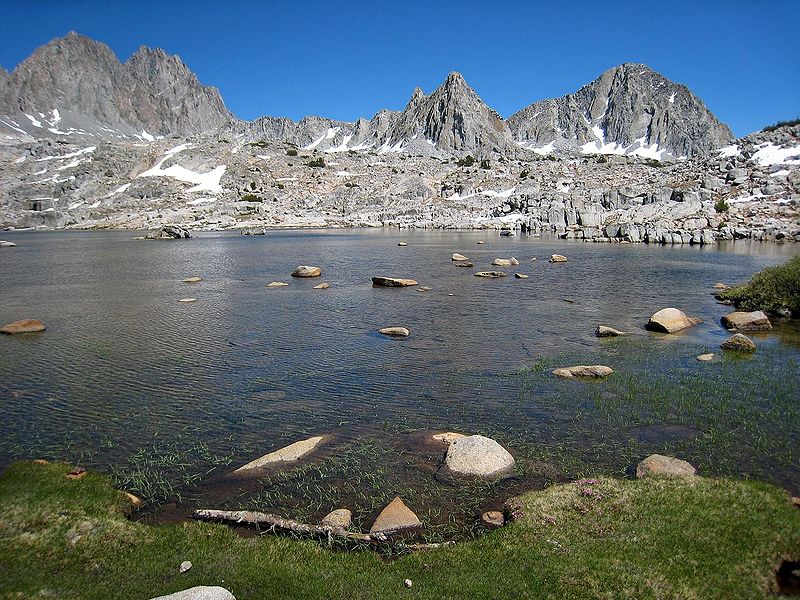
[721,311,772,331]
[372,277,418,287]
[369,497,421,534]
[645,308,702,333]
[0,319,46,334]
[444,435,515,478]
[234,436,325,472]
[149,586,236,600]
[720,333,756,352]
[291,265,322,278]
[635,454,696,478]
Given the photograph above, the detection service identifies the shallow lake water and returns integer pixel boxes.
[1,229,798,538]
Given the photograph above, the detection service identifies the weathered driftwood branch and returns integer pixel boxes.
[192,508,455,550]
[193,509,374,542]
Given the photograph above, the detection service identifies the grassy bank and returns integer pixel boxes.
[719,256,800,316]
[1,461,798,599]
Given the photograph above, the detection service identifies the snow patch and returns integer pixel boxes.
[481,187,516,199]
[138,143,226,194]
[303,127,340,150]
[36,146,96,162]
[669,92,676,104]
[14,155,26,164]
[187,197,216,206]
[141,130,155,142]
[718,145,739,158]
[24,114,42,128]
[752,142,800,166]
[105,183,131,198]
[325,134,354,153]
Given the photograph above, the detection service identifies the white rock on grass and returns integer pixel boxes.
[444,435,515,478]
[149,586,236,600]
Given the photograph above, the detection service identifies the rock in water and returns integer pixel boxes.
[0,240,17,247]
[321,508,352,529]
[510,257,520,265]
[444,435,515,478]
[492,258,512,266]
[635,454,697,478]
[313,282,331,289]
[145,225,191,240]
[595,325,628,337]
[454,261,474,268]
[178,298,197,303]
[720,333,756,352]
[0,319,46,334]
[720,311,772,331]
[266,281,289,288]
[432,432,467,445]
[397,242,408,247]
[234,436,325,472]
[452,253,469,261]
[369,497,421,534]
[514,273,529,279]
[548,254,568,263]
[149,587,236,600]
[696,353,715,362]
[182,276,203,283]
[378,326,410,337]
[474,271,507,278]
[291,265,322,278]
[372,277,418,287]
[476,240,485,245]
[552,365,614,379]
[645,308,702,333]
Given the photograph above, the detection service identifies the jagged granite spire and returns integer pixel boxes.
[507,63,734,157]
[0,31,234,137]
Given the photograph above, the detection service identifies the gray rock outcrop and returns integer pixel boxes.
[508,63,734,158]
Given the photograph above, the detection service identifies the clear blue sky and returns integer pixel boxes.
[1,0,797,137]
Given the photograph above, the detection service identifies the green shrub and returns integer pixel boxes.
[719,256,800,316]
[239,193,263,202]
[456,155,476,167]
[762,117,800,132]
[306,157,325,168]
[714,198,729,213]
[520,169,530,179]
[286,148,298,157]
[480,159,491,170]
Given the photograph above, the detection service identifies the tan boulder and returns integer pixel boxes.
[234,436,325,472]
[313,282,331,289]
[372,277,418,287]
[720,333,756,352]
[178,298,197,303]
[432,432,467,445]
[552,365,614,379]
[445,435,515,478]
[636,454,696,478]
[713,282,728,290]
[645,308,702,333]
[595,325,628,337]
[696,353,715,362]
[452,253,469,261]
[510,257,519,265]
[267,281,289,288]
[481,511,505,528]
[548,254,568,263]
[0,319,46,334]
[182,276,203,283]
[370,497,421,534]
[454,261,474,268]
[474,271,507,278]
[492,258,512,266]
[321,508,352,529]
[721,311,772,331]
[291,265,322,278]
[378,326,410,337]
[514,273,529,279]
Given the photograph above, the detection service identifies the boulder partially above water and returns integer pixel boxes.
[444,435,516,478]
[234,436,326,473]
[0,319,46,334]
[372,277,418,287]
[369,497,421,534]
[636,454,697,478]
[552,365,614,379]
[645,308,702,333]
[721,311,772,331]
[291,265,322,278]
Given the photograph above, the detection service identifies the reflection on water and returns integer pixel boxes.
[1,229,798,527]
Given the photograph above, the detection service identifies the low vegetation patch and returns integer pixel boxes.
[1,461,798,599]
[762,117,800,132]
[719,256,800,316]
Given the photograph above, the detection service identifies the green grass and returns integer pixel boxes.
[1,461,798,599]
[719,256,800,316]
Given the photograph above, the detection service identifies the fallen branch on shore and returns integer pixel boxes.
[192,508,453,550]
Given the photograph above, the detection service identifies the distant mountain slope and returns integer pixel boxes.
[0,32,234,139]
[507,63,734,158]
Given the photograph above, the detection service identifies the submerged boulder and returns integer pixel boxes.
[234,436,326,472]
[595,325,628,337]
[552,365,614,379]
[721,311,772,331]
[0,319,46,334]
[372,277,418,287]
[444,435,515,478]
[720,333,757,352]
[645,308,702,333]
[636,454,697,478]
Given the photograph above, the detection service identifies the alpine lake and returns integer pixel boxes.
[1,228,798,543]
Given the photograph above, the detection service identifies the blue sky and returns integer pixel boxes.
[1,0,797,137]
